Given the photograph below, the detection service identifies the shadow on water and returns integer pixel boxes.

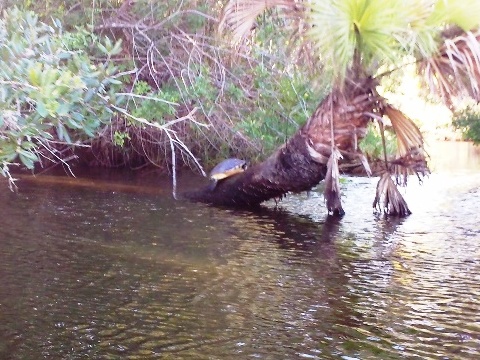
[0,140,479,359]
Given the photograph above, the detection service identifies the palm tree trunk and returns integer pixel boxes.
[184,128,327,206]
[185,80,377,209]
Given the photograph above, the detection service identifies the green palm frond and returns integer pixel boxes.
[218,0,300,44]
[429,0,480,32]
[307,0,436,83]
[219,0,480,85]
[397,1,440,59]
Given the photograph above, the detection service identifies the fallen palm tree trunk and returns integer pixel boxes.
[185,79,428,216]
[184,128,327,207]
[186,82,365,213]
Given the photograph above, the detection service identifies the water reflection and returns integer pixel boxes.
[427,140,480,173]
[0,141,479,359]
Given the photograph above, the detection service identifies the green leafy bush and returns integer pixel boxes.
[240,67,320,154]
[452,105,480,144]
[360,122,397,160]
[0,8,124,182]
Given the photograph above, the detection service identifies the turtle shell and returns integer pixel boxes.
[209,158,247,180]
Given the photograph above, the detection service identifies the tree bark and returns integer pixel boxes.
[184,129,328,207]
[185,80,376,208]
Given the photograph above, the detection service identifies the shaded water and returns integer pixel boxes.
[0,141,479,359]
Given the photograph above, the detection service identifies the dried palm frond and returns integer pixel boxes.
[382,104,428,185]
[218,0,301,44]
[359,153,372,176]
[324,147,344,216]
[373,172,411,216]
[390,149,429,186]
[418,30,480,107]
[384,105,424,157]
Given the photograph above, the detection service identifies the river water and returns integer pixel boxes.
[0,141,479,359]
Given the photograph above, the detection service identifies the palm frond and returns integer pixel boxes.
[404,0,480,60]
[324,147,344,216]
[384,105,424,157]
[430,0,480,32]
[307,0,429,83]
[383,104,428,185]
[373,172,411,216]
[218,0,300,44]
[418,30,480,106]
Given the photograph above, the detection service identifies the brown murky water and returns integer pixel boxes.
[0,141,479,359]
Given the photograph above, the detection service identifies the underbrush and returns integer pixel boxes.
[0,1,325,182]
[0,8,126,187]
[359,123,398,161]
[452,104,480,144]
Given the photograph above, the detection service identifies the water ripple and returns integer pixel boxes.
[1,169,480,359]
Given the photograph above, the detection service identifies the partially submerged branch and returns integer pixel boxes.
[184,129,327,206]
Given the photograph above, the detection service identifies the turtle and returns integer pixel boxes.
[208,158,247,190]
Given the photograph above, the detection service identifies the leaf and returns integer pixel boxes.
[307,0,413,82]
[40,68,59,86]
[110,39,123,56]
[56,123,72,143]
[72,112,84,122]
[57,102,71,116]
[107,78,122,85]
[84,88,96,102]
[65,117,83,130]
[17,149,38,169]
[83,125,95,137]
[19,153,35,169]
[97,43,108,54]
[36,101,48,117]
[21,141,36,150]
[431,0,480,31]
[28,65,41,86]
[17,148,38,161]
[57,51,72,60]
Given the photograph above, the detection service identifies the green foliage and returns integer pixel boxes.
[133,81,152,96]
[307,0,480,84]
[237,66,322,155]
[131,85,181,123]
[452,105,480,144]
[0,1,329,172]
[0,8,124,175]
[125,55,323,162]
[359,122,397,160]
[113,130,131,147]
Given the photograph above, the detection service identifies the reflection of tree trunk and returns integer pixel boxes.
[185,80,376,208]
